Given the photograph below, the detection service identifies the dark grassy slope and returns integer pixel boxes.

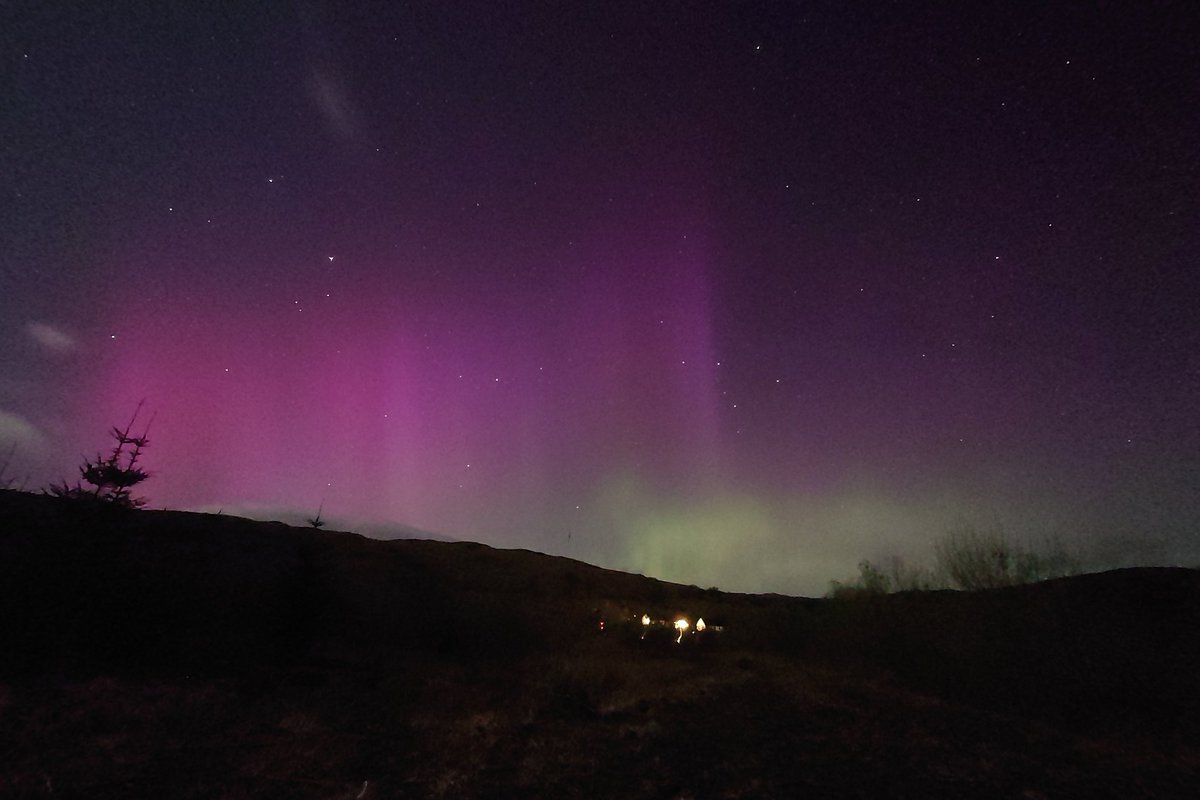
[1,489,1198,798]
[832,569,1200,736]
[0,489,788,674]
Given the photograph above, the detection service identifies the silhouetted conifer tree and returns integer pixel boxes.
[49,401,153,509]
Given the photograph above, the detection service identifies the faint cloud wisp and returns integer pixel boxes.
[0,409,47,455]
[25,322,76,354]
[309,69,361,141]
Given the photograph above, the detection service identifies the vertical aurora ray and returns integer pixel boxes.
[88,221,730,546]
[4,2,1196,598]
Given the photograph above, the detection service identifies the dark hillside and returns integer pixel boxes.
[2,490,1198,798]
[813,570,1200,736]
[0,490,792,675]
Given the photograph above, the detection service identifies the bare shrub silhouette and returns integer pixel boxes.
[827,559,895,598]
[48,401,154,509]
[831,529,1078,596]
[935,526,1077,590]
[882,554,938,592]
[306,500,326,529]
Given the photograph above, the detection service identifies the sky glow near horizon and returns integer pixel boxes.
[2,4,1197,595]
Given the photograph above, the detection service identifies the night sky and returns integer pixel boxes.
[3,2,1197,595]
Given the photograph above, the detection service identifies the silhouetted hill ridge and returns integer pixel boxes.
[5,489,1200,797]
[2,489,1197,733]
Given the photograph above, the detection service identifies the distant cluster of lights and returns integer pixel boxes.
[632,613,715,643]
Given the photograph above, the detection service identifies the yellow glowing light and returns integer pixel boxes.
[695,617,706,632]
[641,614,651,626]
[674,618,689,643]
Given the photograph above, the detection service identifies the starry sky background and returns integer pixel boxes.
[2,2,1197,595]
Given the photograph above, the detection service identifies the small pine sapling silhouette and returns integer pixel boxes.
[49,400,154,509]
[306,500,326,529]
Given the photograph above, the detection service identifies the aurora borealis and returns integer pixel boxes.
[3,3,1197,595]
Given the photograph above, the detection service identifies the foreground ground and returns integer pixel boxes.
[1,490,1197,798]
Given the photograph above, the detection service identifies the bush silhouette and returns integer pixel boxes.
[827,559,894,598]
[935,526,1077,590]
[832,529,1078,596]
[49,401,153,509]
